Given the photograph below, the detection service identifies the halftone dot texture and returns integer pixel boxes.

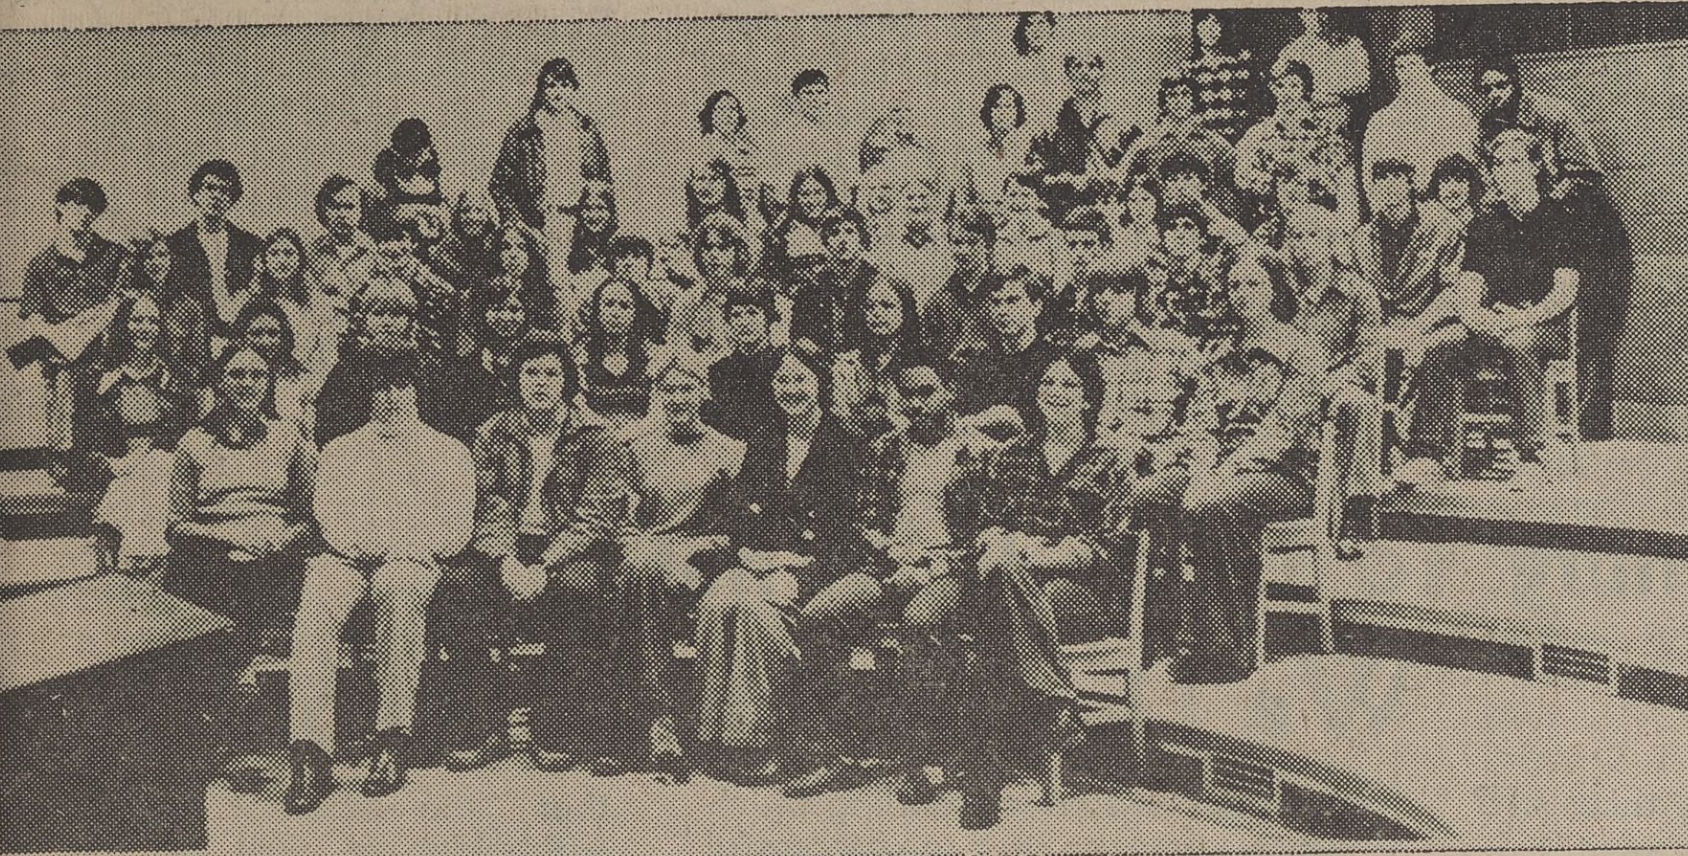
[3,6,1688,853]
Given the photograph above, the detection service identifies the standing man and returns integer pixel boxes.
[1362,40,1479,195]
[167,160,264,323]
[1032,52,1137,219]
[1474,55,1602,176]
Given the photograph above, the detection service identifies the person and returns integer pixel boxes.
[697,90,766,199]
[373,118,445,209]
[959,85,1036,208]
[835,274,922,438]
[1362,39,1479,196]
[1104,172,1163,265]
[167,159,263,315]
[314,276,452,446]
[875,176,953,312]
[1144,204,1233,344]
[120,230,212,389]
[649,227,699,318]
[1425,154,1484,236]
[559,181,621,320]
[770,69,852,201]
[577,277,662,432]
[685,158,754,234]
[427,332,632,775]
[426,188,504,302]
[283,352,475,814]
[854,164,903,250]
[1012,11,1057,57]
[670,212,768,364]
[1250,159,1343,252]
[1235,59,1358,225]
[1030,52,1138,217]
[474,223,559,343]
[762,167,839,298]
[1273,7,1371,134]
[1186,11,1263,144]
[229,297,318,437]
[249,229,326,368]
[1398,130,1581,491]
[695,347,865,785]
[489,57,613,240]
[348,205,461,356]
[858,96,942,181]
[920,206,996,362]
[1473,54,1602,176]
[1071,267,1195,455]
[1131,259,1325,685]
[305,175,377,331]
[1045,206,1113,343]
[1127,75,1237,199]
[704,284,783,442]
[1157,148,1252,258]
[954,266,1063,425]
[792,207,877,356]
[994,172,1065,283]
[164,343,316,787]
[452,286,539,429]
[1348,160,1467,360]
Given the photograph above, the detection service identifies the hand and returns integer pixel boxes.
[863,529,893,554]
[501,555,547,601]
[884,563,931,593]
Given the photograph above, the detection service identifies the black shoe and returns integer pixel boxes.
[530,747,579,773]
[444,733,509,773]
[781,758,844,798]
[283,740,335,816]
[589,755,629,777]
[894,767,939,806]
[359,728,412,798]
[959,784,1003,830]
[652,749,691,785]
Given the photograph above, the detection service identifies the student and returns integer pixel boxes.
[770,68,852,198]
[697,90,766,200]
[120,230,212,389]
[792,207,876,356]
[1145,204,1233,345]
[451,286,539,431]
[669,213,764,364]
[959,84,1035,208]
[167,160,264,329]
[762,167,840,297]
[305,175,377,321]
[489,57,613,234]
[705,284,784,442]
[835,274,922,438]
[1273,7,1371,134]
[229,297,318,438]
[347,205,461,356]
[284,352,475,814]
[955,266,1063,425]
[1235,60,1358,225]
[1031,52,1137,217]
[576,277,662,432]
[1186,11,1264,144]
[1473,54,1602,176]
[1127,75,1237,196]
[685,157,755,235]
[427,189,504,300]
[874,176,953,312]
[920,206,996,362]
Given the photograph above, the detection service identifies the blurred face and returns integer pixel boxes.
[143,241,171,284]
[543,74,576,113]
[1284,215,1331,270]
[1229,269,1277,322]
[1299,8,1330,35]
[193,173,236,220]
[1371,172,1415,212]
[1092,284,1135,333]
[487,292,526,341]
[824,221,864,263]
[725,301,769,348]
[1438,177,1472,212]
[864,280,903,338]
[1393,53,1429,88]
[988,90,1019,133]
[1127,185,1158,225]
[265,239,300,281]
[612,254,650,281]
[950,229,986,271]
[902,183,934,221]
[1478,71,1517,113]
[773,353,820,419]
[699,234,737,277]
[499,232,531,276]
[518,352,568,413]
[364,300,413,350]
[219,349,269,415]
[1064,229,1103,273]
[896,366,954,430]
[796,82,829,121]
[1196,14,1222,47]
[1023,15,1053,51]
[796,176,829,220]
[1271,73,1307,112]
[690,166,727,207]
[458,198,496,238]
[711,95,744,134]
[1490,142,1540,202]
[1037,359,1089,427]
[599,282,637,337]
[369,384,417,427]
[1162,216,1204,259]
[242,312,286,362]
[324,185,362,238]
[127,299,163,356]
[1064,55,1104,97]
[656,369,706,426]
[987,280,1040,339]
[860,179,896,216]
[1005,180,1038,215]
[56,202,96,236]
[581,195,612,232]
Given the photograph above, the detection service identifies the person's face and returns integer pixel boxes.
[1065,55,1104,97]
[1164,85,1196,120]
[824,222,864,262]
[950,229,986,271]
[543,74,576,113]
[861,180,895,216]
[1276,175,1314,210]
[193,173,236,220]
[487,292,526,341]
[1127,185,1158,225]
[1092,284,1135,333]
[796,82,830,121]
[1023,15,1053,52]
[57,202,96,236]
[219,350,269,415]
[988,90,1019,134]
[1163,173,1204,206]
[518,353,568,413]
[458,198,496,238]
[902,183,934,220]
[1196,14,1222,48]
[699,234,737,277]
[127,299,163,356]
[691,167,727,207]
[724,302,769,349]
[1438,177,1472,212]
[896,366,954,430]
[987,281,1040,339]
[377,236,414,263]
[1299,8,1330,35]
[1393,54,1429,88]
[324,185,362,238]
[1162,217,1204,259]
[796,176,829,220]
[1229,274,1277,323]
[499,232,530,276]
[1285,217,1330,269]
[364,302,413,350]
[1037,359,1089,427]
[1371,172,1414,212]
[772,354,820,419]
[864,280,903,338]
[581,196,612,232]
[1064,229,1102,273]
[369,384,417,427]
[143,241,171,284]
[265,239,300,281]
[599,282,637,337]
[656,370,706,426]
[1490,142,1539,201]
[612,255,650,281]
[1005,181,1038,215]
[1478,71,1517,112]
[242,312,286,362]
[1271,73,1307,112]
[712,95,744,135]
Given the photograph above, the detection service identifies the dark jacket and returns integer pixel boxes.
[488,110,613,230]
[791,261,877,354]
[974,437,1135,587]
[734,417,867,595]
[468,407,633,562]
[165,221,264,312]
[704,347,782,442]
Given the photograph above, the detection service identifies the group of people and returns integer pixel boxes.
[11,8,1631,832]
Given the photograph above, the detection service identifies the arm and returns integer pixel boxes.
[277,427,319,551]
[421,439,478,560]
[164,440,210,545]
[1495,267,1578,332]
[541,434,636,567]
[469,427,517,560]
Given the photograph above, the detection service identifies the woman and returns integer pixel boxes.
[440,285,535,433]
[473,223,559,345]
[669,212,759,364]
[684,158,753,235]
[961,85,1036,209]
[557,181,619,325]
[488,57,612,234]
[695,347,863,784]
[834,275,919,438]
[252,229,337,376]
[1235,60,1358,225]
[1426,153,1484,235]
[697,90,765,198]
[229,298,315,436]
[761,167,838,296]
[577,277,662,431]
[123,231,212,388]
[1106,173,1162,265]
[1186,11,1263,144]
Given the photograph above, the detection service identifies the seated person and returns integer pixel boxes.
[1157,148,1252,259]
[791,206,877,356]
[284,352,475,814]
[920,206,995,362]
[1145,204,1234,345]
[704,283,784,441]
[314,276,456,445]
[1071,268,1195,452]
[347,204,460,355]
[954,266,1063,429]
[1043,207,1113,344]
[1398,131,1580,490]
[576,276,663,432]
[1348,159,1468,364]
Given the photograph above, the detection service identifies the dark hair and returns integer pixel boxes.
[1012,12,1057,56]
[979,84,1027,132]
[1026,350,1106,440]
[847,273,921,362]
[366,348,420,394]
[1059,206,1113,245]
[722,279,782,325]
[1156,75,1196,116]
[699,90,747,135]
[256,228,310,305]
[1117,172,1162,228]
[948,201,997,243]
[392,118,433,154]
[188,159,243,204]
[606,234,656,267]
[1082,265,1159,326]
[566,182,620,275]
[203,342,279,443]
[1473,54,1521,88]
[784,167,840,227]
[1273,60,1314,102]
[314,174,364,227]
[583,276,662,367]
[1428,153,1484,199]
[1370,158,1417,182]
[531,57,580,113]
[363,203,413,244]
[127,229,171,293]
[894,349,959,390]
[692,212,754,279]
[56,178,108,215]
[507,330,579,402]
[230,296,304,379]
[1388,32,1431,61]
[463,287,532,353]
[791,69,829,96]
[1189,11,1241,60]
[819,205,871,250]
[1156,202,1210,235]
[103,294,165,366]
[1236,257,1300,324]
[984,265,1049,304]
[773,344,835,416]
[685,159,747,231]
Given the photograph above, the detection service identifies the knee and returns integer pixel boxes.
[801,572,884,624]
[700,568,758,614]
[297,556,364,623]
[903,580,960,631]
[372,559,442,610]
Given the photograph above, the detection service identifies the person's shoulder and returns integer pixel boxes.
[176,426,214,457]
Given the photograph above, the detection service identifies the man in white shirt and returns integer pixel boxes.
[1363,41,1480,195]
[1274,7,1371,133]
[283,353,475,814]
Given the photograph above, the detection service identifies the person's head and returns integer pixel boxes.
[686,159,732,210]
[1368,159,1417,214]
[722,282,778,351]
[1156,203,1209,259]
[479,288,528,345]
[1298,7,1333,37]
[772,346,830,421]
[1158,149,1212,206]
[788,167,840,224]
[365,204,418,264]
[861,275,916,342]
[1283,204,1341,272]
[1119,173,1162,227]
[1013,11,1057,56]
[587,276,659,348]
[1194,12,1224,49]
[1059,207,1111,274]
[1004,172,1042,215]
[652,352,712,427]
[577,181,617,234]
[1271,161,1336,213]
[1035,351,1105,438]
[1389,38,1434,90]
[1474,55,1522,114]
[188,159,242,220]
[1063,53,1105,97]
[1228,258,1299,324]
[1270,59,1314,112]
[984,266,1045,340]
[532,57,580,115]
[791,69,831,121]
[655,229,691,276]
[901,178,937,223]
[1086,266,1155,333]
[509,331,577,415]
[54,178,107,236]
[390,118,434,162]
[109,294,164,361]
[894,357,958,433]
[259,228,307,294]
[367,352,421,429]
[1429,154,1482,213]
[451,188,499,241]
[1157,75,1197,120]
[948,205,996,272]
[315,174,365,240]
[497,224,538,278]
[820,206,871,262]
[1486,128,1549,203]
[692,212,753,281]
[210,342,275,420]
[134,230,171,286]
[854,166,898,218]
[980,84,1027,136]
[231,297,298,368]
[606,235,656,281]
[350,276,418,351]
[699,90,747,136]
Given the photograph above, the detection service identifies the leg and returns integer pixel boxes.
[1329,385,1385,555]
[1044,577,1108,645]
[1122,468,1192,665]
[287,554,368,754]
[1403,333,1473,468]
[424,559,513,758]
[528,558,613,761]
[789,573,888,761]
[1493,323,1564,459]
[368,558,443,736]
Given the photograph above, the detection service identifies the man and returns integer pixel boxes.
[1362,40,1479,195]
[1399,130,1581,490]
[1273,7,1371,133]
[284,353,476,814]
[349,205,460,355]
[1349,159,1467,352]
[308,175,379,303]
[1474,55,1602,176]
[1157,149,1251,259]
[1073,268,1194,451]
[773,68,853,196]
[792,207,877,355]
[954,267,1062,425]
[1044,206,1112,344]
[13,178,126,452]
[705,285,784,441]
[874,177,954,312]
[167,159,264,319]
[920,205,995,362]
[1145,204,1232,344]
[1031,52,1138,217]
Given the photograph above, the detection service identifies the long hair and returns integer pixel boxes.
[566,181,620,275]
[684,158,748,231]
[255,228,310,305]
[201,342,279,447]
[1023,349,1107,442]
[1012,11,1056,56]
[691,211,755,280]
[462,286,533,358]
[101,294,165,368]
[698,90,747,136]
[126,229,173,296]
[583,276,663,367]
[781,167,840,229]
[229,296,305,378]
[844,273,922,365]
[528,58,580,115]
[773,343,836,422]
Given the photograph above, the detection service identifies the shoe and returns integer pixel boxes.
[894,766,939,806]
[959,784,1003,830]
[589,756,629,777]
[1394,456,1446,488]
[530,747,579,773]
[359,728,412,798]
[781,758,847,798]
[651,749,692,785]
[444,733,509,773]
[718,751,780,787]
[1508,458,1552,494]
[283,740,335,816]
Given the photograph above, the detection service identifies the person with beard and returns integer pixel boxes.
[792,207,877,356]
[954,266,1063,429]
[920,205,996,362]
[704,284,784,442]
[1473,54,1602,177]
[874,176,953,313]
[167,160,264,328]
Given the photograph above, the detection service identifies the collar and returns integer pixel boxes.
[1094,327,1154,354]
[485,404,607,443]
